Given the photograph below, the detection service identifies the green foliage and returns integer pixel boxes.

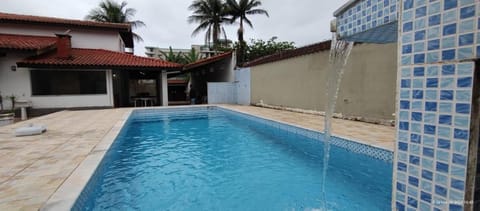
[86,0,145,42]
[183,48,202,64]
[242,36,295,62]
[188,0,230,49]
[161,47,187,64]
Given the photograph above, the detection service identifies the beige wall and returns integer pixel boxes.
[251,43,397,121]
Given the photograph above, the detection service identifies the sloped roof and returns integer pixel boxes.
[0,33,56,51]
[243,41,331,67]
[183,51,233,70]
[17,48,182,70]
[0,12,134,48]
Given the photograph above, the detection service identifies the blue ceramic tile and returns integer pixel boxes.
[453,140,468,155]
[400,100,410,109]
[444,0,458,11]
[416,6,427,18]
[454,128,469,140]
[411,122,422,133]
[420,191,432,203]
[449,189,464,202]
[428,2,441,14]
[449,204,463,211]
[408,176,419,186]
[452,153,467,165]
[443,23,457,36]
[423,147,434,158]
[414,54,425,63]
[397,182,407,192]
[399,121,409,130]
[425,102,437,111]
[455,90,471,102]
[402,44,413,54]
[401,67,411,77]
[412,101,423,111]
[457,77,472,88]
[422,157,434,170]
[436,162,449,173]
[402,55,412,65]
[399,142,408,151]
[427,39,440,50]
[423,135,435,146]
[427,66,439,76]
[439,115,452,125]
[459,19,474,33]
[407,197,418,208]
[454,115,469,127]
[435,185,448,197]
[459,0,474,6]
[456,103,470,114]
[411,112,422,121]
[404,22,413,32]
[400,90,410,99]
[439,103,453,113]
[428,14,441,26]
[414,42,425,53]
[410,155,421,165]
[442,49,456,60]
[415,18,426,30]
[440,90,454,100]
[436,150,450,162]
[427,26,440,39]
[425,90,437,100]
[459,33,474,46]
[413,90,424,99]
[442,64,455,75]
[457,47,473,59]
[424,125,436,135]
[415,30,426,41]
[413,79,423,88]
[413,67,425,76]
[426,78,438,87]
[396,202,406,211]
[451,165,466,180]
[437,126,452,139]
[442,36,456,49]
[427,52,440,62]
[420,179,433,191]
[436,173,448,184]
[401,79,411,88]
[443,10,458,23]
[460,5,475,19]
[400,111,409,120]
[411,133,422,143]
[451,178,465,191]
[440,78,454,88]
[420,202,431,211]
[411,145,421,155]
[398,162,407,172]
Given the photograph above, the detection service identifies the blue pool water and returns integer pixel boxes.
[74,108,392,210]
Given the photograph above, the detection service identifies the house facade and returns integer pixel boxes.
[0,12,181,111]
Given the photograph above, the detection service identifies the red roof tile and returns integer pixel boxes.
[0,33,57,51]
[17,48,183,70]
[0,12,134,48]
[0,12,130,30]
[184,51,233,70]
[243,40,332,67]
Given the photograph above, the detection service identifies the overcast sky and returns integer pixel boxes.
[1,0,347,56]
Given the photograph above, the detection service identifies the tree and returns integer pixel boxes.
[160,47,186,64]
[226,0,269,63]
[188,0,230,49]
[244,36,295,62]
[86,0,145,42]
[183,48,202,64]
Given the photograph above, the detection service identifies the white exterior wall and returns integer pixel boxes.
[0,53,114,109]
[235,68,250,105]
[0,24,124,51]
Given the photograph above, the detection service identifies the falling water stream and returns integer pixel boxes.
[321,33,354,210]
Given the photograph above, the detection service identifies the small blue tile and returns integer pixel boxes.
[427,39,440,50]
[409,155,420,165]
[416,6,427,18]
[420,191,432,203]
[408,176,419,186]
[401,67,411,77]
[451,178,465,191]
[427,66,439,76]
[442,49,456,60]
[413,90,423,99]
[457,77,472,88]
[442,64,455,75]
[425,90,437,100]
[459,0,474,6]
[422,157,434,169]
[443,23,457,36]
[428,14,441,26]
[399,121,409,130]
[440,90,454,100]
[424,125,435,135]
[457,47,473,59]
[452,153,467,165]
[451,164,466,178]
[414,42,425,53]
[398,162,407,172]
[407,197,418,208]
[426,78,438,88]
[460,5,475,19]
[411,112,422,121]
[454,116,469,127]
[437,150,450,162]
[425,102,437,111]
[459,33,474,46]
[401,90,410,99]
[449,204,463,211]
[439,103,453,113]
[401,79,411,88]
[411,133,421,143]
[437,126,451,139]
[411,122,422,133]
[442,36,456,49]
[459,19,475,33]
[401,55,412,65]
[402,44,413,54]
[426,52,440,63]
[420,179,433,191]
[403,22,413,32]
[414,54,425,64]
[427,27,440,39]
[400,100,410,109]
[396,202,406,211]
[423,147,434,158]
[423,135,435,146]
[415,30,426,41]
[435,185,447,197]
[397,182,407,192]
[413,67,425,76]
[444,0,458,11]
[399,142,408,151]
[436,162,449,173]
[439,115,452,125]
[454,128,469,140]
[443,10,458,23]
[456,103,470,114]
[440,78,454,88]
[428,2,441,14]
[413,79,423,88]
[438,138,451,149]
[456,90,471,102]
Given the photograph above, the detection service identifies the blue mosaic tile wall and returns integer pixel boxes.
[394,0,479,210]
[336,0,399,37]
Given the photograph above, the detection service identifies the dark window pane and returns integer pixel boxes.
[31,70,107,95]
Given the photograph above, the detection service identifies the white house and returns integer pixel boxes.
[0,12,182,112]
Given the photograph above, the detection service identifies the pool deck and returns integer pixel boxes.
[0,105,395,210]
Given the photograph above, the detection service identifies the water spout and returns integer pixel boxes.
[321,33,354,209]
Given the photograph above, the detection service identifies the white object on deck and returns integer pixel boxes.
[15,100,32,121]
[15,124,47,137]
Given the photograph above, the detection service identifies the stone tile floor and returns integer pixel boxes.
[0,105,394,210]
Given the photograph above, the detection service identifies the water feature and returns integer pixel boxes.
[321,32,354,209]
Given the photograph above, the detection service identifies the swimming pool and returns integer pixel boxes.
[73,107,392,210]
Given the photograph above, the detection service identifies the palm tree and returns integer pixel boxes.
[85,0,145,42]
[188,0,230,49]
[226,0,268,63]
[183,48,202,64]
[160,47,186,64]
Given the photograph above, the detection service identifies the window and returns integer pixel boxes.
[31,70,107,95]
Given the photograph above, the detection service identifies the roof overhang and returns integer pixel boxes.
[183,51,233,71]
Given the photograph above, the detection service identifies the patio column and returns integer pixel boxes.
[161,70,168,106]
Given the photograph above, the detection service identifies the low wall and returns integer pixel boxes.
[250,43,397,121]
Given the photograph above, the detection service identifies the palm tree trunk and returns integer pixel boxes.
[213,24,219,50]
[237,18,246,64]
